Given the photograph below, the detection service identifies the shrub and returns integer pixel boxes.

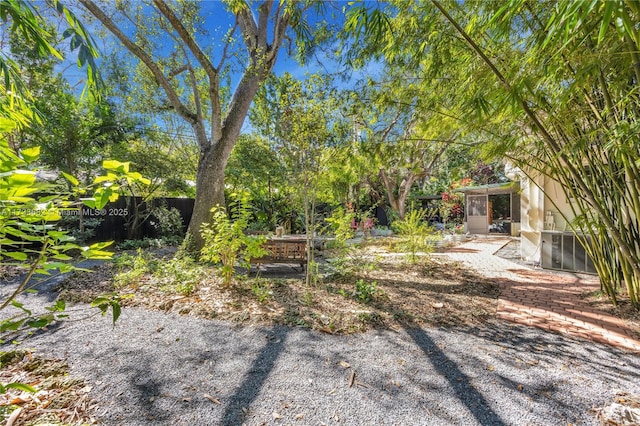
[250,278,272,303]
[393,208,434,264]
[152,205,184,244]
[113,249,153,288]
[0,152,149,337]
[354,279,382,304]
[116,238,164,251]
[200,193,267,287]
[154,256,203,296]
[324,207,356,248]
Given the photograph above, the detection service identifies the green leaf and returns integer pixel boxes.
[102,160,129,173]
[81,248,113,260]
[11,300,31,315]
[7,171,36,187]
[81,198,96,209]
[45,300,66,312]
[0,319,24,332]
[51,253,73,260]
[20,146,40,163]
[89,241,113,250]
[111,301,121,324]
[27,314,54,328]
[5,382,36,393]
[61,171,79,186]
[4,251,27,261]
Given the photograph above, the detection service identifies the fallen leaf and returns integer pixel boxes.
[182,397,191,402]
[432,302,444,309]
[272,412,283,419]
[487,365,495,371]
[295,413,304,420]
[348,371,355,388]
[339,361,350,369]
[204,394,221,404]
[8,397,28,405]
[517,384,524,391]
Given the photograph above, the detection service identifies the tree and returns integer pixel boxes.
[251,72,349,285]
[79,0,323,249]
[226,134,289,229]
[345,74,458,220]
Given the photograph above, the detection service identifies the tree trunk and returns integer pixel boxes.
[380,169,419,220]
[187,76,262,251]
[187,146,227,250]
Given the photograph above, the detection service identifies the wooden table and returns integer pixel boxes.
[250,236,307,267]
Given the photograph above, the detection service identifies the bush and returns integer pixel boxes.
[116,238,164,251]
[0,152,148,336]
[393,208,434,264]
[113,249,153,288]
[154,256,203,296]
[324,207,356,248]
[152,205,184,244]
[200,193,267,287]
[250,278,272,303]
[354,279,382,304]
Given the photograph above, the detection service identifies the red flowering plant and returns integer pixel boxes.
[439,178,469,231]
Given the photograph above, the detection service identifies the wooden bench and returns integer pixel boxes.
[250,238,307,268]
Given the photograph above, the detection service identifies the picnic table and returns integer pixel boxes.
[250,236,307,268]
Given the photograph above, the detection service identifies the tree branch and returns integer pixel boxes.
[79,0,197,125]
[153,0,218,83]
[236,2,258,53]
[257,1,272,50]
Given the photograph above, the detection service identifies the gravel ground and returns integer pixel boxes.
[2,271,640,425]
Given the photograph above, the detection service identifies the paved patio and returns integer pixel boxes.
[439,236,640,352]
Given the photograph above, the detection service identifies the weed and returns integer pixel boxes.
[328,245,379,280]
[154,256,204,296]
[113,249,152,287]
[250,279,272,303]
[301,290,314,306]
[356,311,384,326]
[354,279,382,304]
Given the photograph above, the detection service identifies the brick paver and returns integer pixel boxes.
[440,237,640,353]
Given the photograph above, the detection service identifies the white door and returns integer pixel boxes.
[467,195,488,234]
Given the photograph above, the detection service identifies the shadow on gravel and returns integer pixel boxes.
[221,326,288,424]
[129,356,171,423]
[467,322,640,382]
[406,327,506,426]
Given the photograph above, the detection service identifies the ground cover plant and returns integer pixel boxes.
[56,239,501,333]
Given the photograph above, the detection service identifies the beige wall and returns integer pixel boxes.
[516,170,578,263]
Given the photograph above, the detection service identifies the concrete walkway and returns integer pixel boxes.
[439,236,640,353]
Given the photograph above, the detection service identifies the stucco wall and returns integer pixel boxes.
[517,171,579,264]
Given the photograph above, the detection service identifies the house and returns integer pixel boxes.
[504,163,596,274]
[455,181,521,236]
